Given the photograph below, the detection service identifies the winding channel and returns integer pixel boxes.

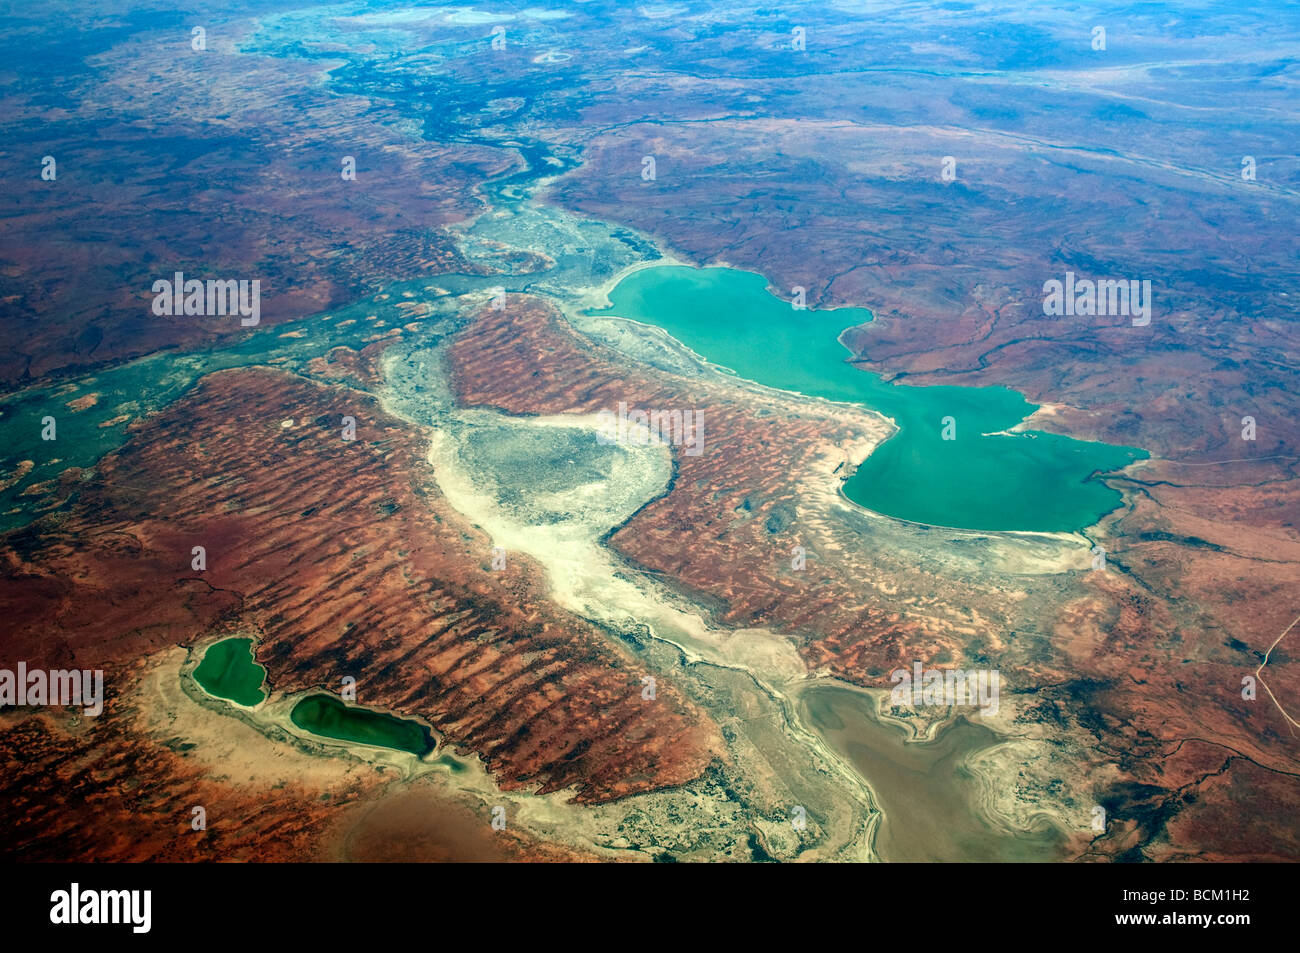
[0,34,1101,859]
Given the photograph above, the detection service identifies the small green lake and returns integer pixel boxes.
[193,637,267,707]
[290,693,435,756]
[587,265,1147,532]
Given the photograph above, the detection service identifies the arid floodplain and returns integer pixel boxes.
[0,0,1297,864]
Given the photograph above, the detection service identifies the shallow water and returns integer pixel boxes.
[588,264,1147,531]
[801,684,1067,862]
[290,693,435,757]
[192,637,267,708]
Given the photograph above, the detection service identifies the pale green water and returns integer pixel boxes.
[588,265,1146,532]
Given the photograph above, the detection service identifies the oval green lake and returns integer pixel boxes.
[290,694,435,756]
[193,637,267,707]
[587,265,1147,532]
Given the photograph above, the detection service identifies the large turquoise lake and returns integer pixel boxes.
[587,266,1146,532]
